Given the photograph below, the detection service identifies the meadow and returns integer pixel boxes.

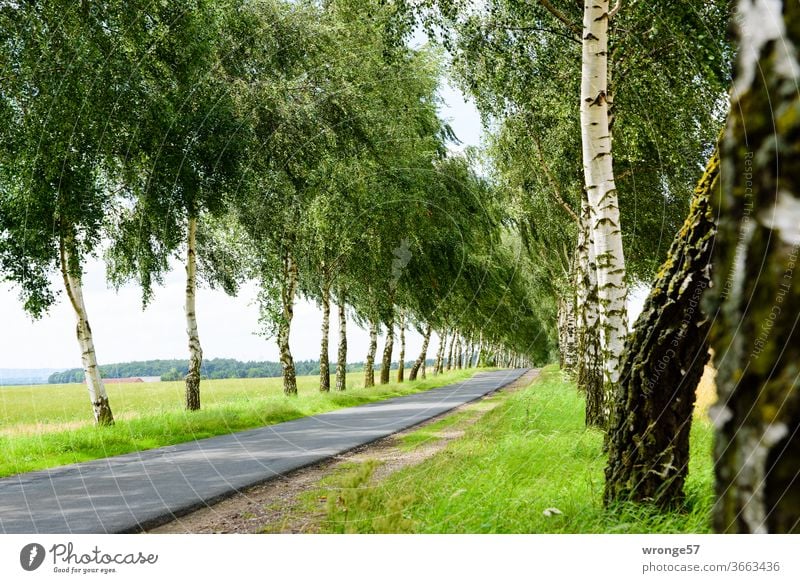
[0,369,475,478]
[314,366,716,534]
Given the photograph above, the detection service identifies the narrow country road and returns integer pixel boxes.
[0,368,528,534]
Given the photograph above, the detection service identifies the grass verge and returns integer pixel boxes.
[314,366,714,533]
[0,369,477,478]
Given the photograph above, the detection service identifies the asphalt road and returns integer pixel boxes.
[0,368,529,534]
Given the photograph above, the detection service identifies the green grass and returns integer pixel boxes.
[316,366,715,533]
[0,369,477,478]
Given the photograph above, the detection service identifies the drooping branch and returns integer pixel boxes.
[532,132,579,224]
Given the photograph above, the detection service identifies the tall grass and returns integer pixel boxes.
[0,369,475,478]
[318,366,714,533]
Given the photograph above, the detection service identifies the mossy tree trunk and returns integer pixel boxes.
[604,148,719,508]
[707,0,800,533]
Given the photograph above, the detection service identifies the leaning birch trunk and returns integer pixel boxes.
[319,269,331,392]
[380,319,394,385]
[581,0,627,423]
[707,1,800,533]
[335,295,347,391]
[364,319,378,387]
[185,216,202,411]
[59,237,114,425]
[454,336,462,369]
[604,147,719,508]
[278,248,298,396]
[409,324,432,381]
[396,311,406,382]
[464,337,473,369]
[577,194,605,427]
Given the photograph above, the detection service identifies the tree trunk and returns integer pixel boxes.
[59,236,114,425]
[446,331,455,371]
[319,269,331,392]
[708,1,800,533]
[409,324,432,381]
[581,0,628,415]
[475,332,483,367]
[185,216,202,411]
[433,329,446,375]
[604,148,719,508]
[279,248,298,396]
[455,335,463,369]
[335,294,347,391]
[380,317,394,385]
[558,277,578,373]
[396,311,406,382]
[576,194,605,427]
[364,319,378,388]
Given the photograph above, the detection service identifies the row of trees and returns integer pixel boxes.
[47,350,498,384]
[427,0,797,532]
[0,1,550,426]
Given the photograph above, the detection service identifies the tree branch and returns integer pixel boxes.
[537,0,581,36]
[609,0,622,19]
[532,132,580,224]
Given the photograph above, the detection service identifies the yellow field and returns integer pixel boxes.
[694,363,717,419]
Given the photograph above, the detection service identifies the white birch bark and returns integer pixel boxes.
[319,269,331,392]
[364,319,378,387]
[396,310,406,382]
[409,324,431,381]
[581,0,627,415]
[60,238,114,425]
[278,248,298,395]
[185,216,203,410]
[335,295,347,391]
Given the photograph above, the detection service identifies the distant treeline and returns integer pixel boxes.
[48,358,434,384]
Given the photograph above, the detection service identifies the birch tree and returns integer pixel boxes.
[430,0,730,424]
[605,147,720,507]
[106,0,246,410]
[0,1,133,424]
[706,0,800,533]
[579,0,627,418]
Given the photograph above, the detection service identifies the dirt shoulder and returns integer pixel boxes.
[148,368,540,534]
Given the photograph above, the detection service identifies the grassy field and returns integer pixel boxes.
[313,366,714,533]
[0,369,476,478]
